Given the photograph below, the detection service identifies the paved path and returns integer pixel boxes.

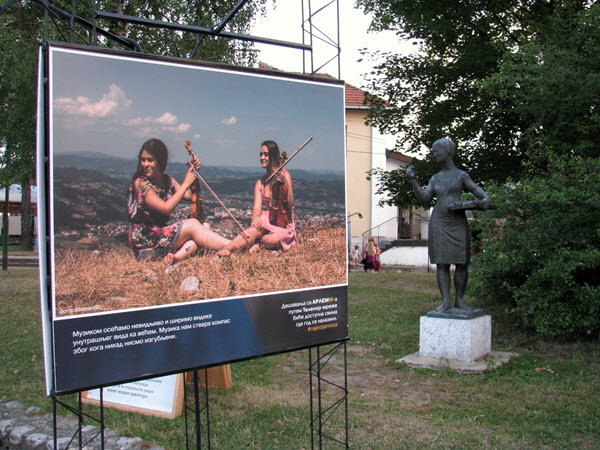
[0,400,163,449]
[2,255,38,268]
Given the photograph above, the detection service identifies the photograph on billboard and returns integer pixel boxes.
[41,43,348,394]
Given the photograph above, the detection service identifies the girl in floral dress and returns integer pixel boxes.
[127,138,230,262]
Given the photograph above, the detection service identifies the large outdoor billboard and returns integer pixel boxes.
[38,43,348,394]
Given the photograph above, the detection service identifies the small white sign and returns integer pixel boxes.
[83,374,183,418]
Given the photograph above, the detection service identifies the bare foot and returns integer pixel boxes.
[436,298,452,313]
[455,297,473,311]
[163,253,175,265]
[217,249,231,257]
[248,243,261,253]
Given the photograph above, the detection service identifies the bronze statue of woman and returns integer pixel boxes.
[406,138,490,313]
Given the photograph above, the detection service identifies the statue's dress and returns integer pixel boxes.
[428,169,470,264]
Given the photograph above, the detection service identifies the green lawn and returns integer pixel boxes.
[0,243,35,254]
[1,269,598,448]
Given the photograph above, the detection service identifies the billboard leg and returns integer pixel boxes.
[52,392,105,448]
[309,342,349,448]
[184,369,211,448]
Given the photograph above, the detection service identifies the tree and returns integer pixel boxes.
[358,0,600,337]
[470,156,600,337]
[0,1,39,249]
[0,0,270,249]
[358,0,600,206]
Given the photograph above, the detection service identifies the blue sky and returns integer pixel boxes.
[49,46,345,172]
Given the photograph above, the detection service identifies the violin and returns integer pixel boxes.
[269,151,291,227]
[183,140,205,223]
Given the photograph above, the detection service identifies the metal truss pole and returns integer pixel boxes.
[302,0,341,78]
[52,392,106,449]
[309,341,349,448]
[184,369,211,449]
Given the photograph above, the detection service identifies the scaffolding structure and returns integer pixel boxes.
[1,0,348,447]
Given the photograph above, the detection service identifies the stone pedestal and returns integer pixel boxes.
[420,315,491,362]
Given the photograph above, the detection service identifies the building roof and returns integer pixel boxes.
[258,62,369,109]
[386,150,412,164]
[344,83,367,108]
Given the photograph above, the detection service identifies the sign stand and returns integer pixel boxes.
[309,342,349,448]
[52,392,105,449]
[184,368,211,449]
[50,345,348,448]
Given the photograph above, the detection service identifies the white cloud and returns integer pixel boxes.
[126,117,147,126]
[221,116,237,126]
[126,113,190,134]
[163,123,191,133]
[156,113,178,126]
[54,84,132,118]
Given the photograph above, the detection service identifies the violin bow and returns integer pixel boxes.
[184,141,248,237]
[265,136,313,183]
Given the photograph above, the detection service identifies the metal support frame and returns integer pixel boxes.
[1,0,341,76]
[302,0,341,78]
[52,390,105,449]
[309,341,349,448]
[184,369,211,449]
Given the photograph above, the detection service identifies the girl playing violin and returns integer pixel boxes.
[218,140,296,256]
[127,138,230,263]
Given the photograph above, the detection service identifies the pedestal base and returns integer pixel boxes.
[420,315,491,362]
[396,351,518,373]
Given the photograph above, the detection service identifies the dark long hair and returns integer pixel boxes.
[261,140,281,171]
[132,138,169,185]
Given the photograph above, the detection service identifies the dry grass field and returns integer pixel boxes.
[54,224,347,317]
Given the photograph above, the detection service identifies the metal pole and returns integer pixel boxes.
[100,388,105,449]
[344,342,348,447]
[53,396,57,449]
[78,393,83,448]
[336,0,341,79]
[309,348,314,448]
[317,346,323,448]
[2,186,9,270]
[193,369,201,449]
[204,369,210,449]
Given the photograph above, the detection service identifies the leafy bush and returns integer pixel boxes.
[471,156,600,337]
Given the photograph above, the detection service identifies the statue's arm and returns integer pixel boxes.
[407,166,434,204]
[462,172,490,209]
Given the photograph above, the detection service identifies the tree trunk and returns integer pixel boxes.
[20,177,33,250]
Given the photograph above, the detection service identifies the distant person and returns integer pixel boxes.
[374,240,382,272]
[363,238,378,273]
[351,245,361,265]
[406,138,490,312]
[218,140,296,256]
[127,138,230,263]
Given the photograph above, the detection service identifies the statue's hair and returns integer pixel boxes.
[433,138,456,156]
